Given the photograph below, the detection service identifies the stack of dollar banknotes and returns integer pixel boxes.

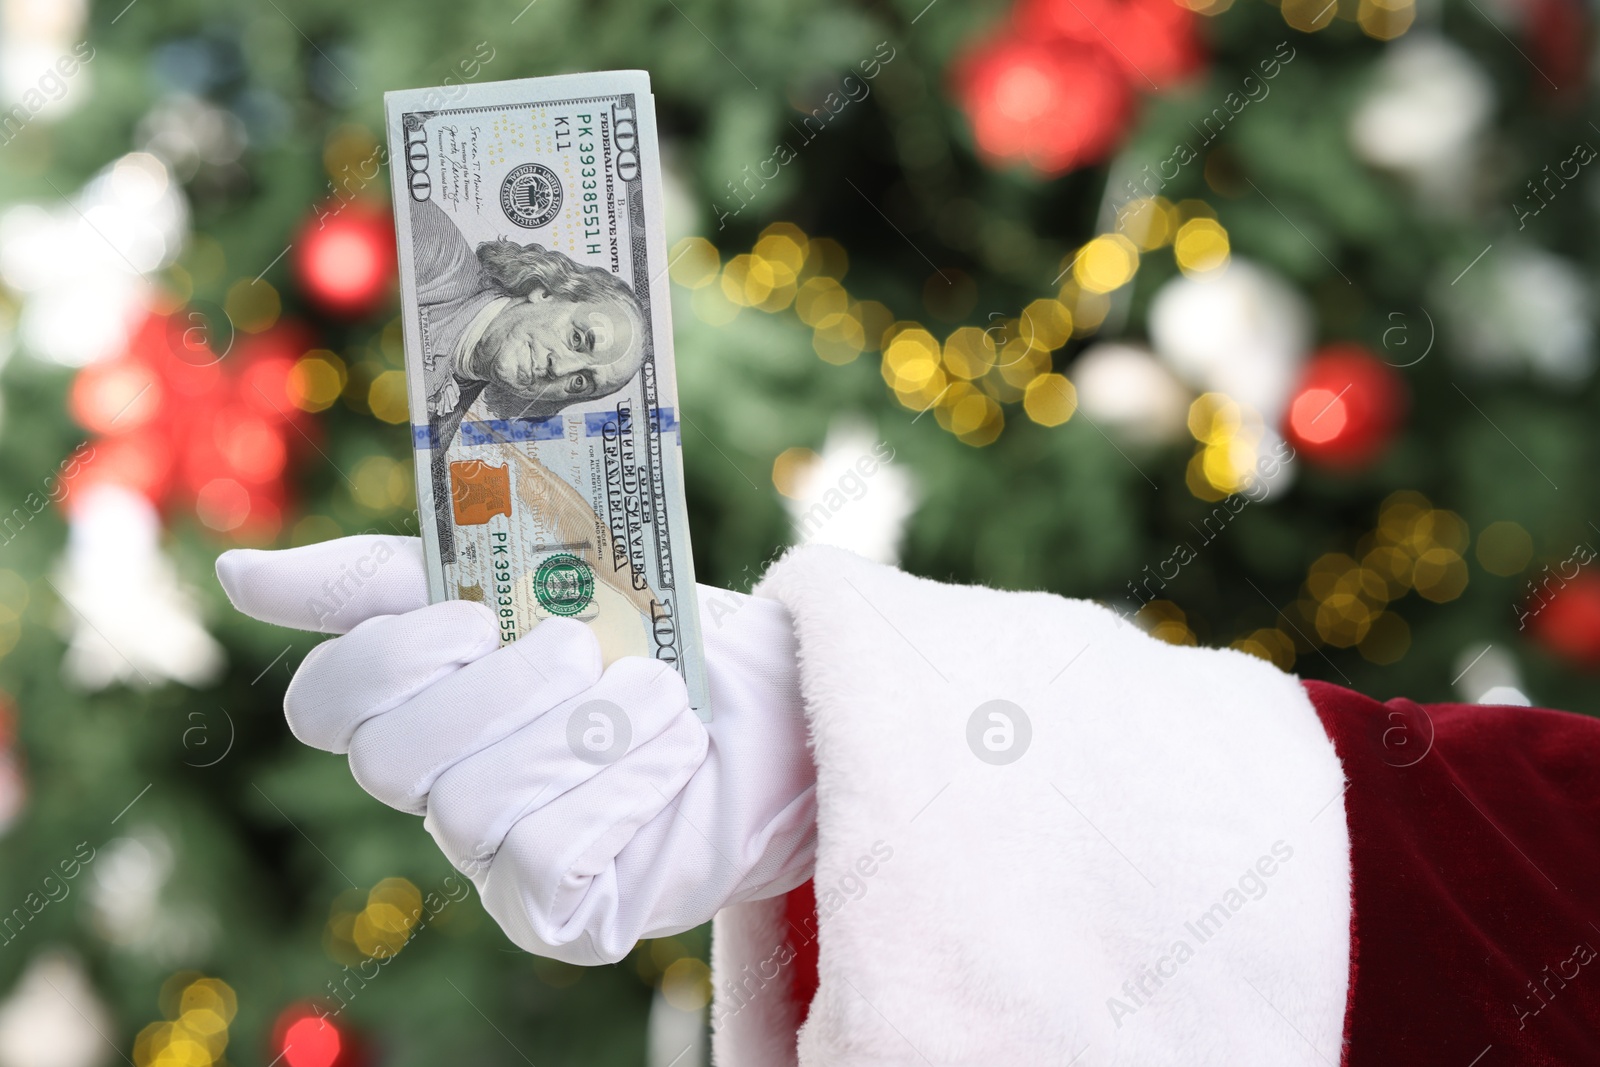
[384,71,710,717]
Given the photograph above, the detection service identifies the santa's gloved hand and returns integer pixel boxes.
[215,535,815,965]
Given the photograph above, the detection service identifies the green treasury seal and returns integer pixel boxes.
[533,553,595,616]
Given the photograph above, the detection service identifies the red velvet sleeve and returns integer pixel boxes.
[1303,680,1600,1065]
[780,878,821,1028]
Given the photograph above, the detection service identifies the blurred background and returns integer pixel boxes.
[0,0,1592,1062]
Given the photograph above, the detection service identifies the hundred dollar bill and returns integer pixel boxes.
[383,71,709,717]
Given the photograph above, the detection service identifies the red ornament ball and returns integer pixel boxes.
[276,1009,343,1067]
[294,203,396,317]
[1284,344,1407,469]
[1015,0,1205,87]
[72,430,174,505]
[1528,573,1600,668]
[65,313,305,543]
[951,32,1133,176]
[1525,0,1588,99]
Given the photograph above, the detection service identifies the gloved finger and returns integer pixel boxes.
[346,619,614,813]
[422,657,701,874]
[284,599,500,752]
[472,713,708,963]
[216,535,427,634]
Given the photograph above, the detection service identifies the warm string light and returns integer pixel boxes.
[1148,490,1470,670]
[285,318,409,424]
[1278,0,1416,37]
[279,320,415,538]
[668,195,1220,447]
[1290,491,1468,662]
[1185,392,1267,500]
[1136,599,1198,646]
[133,975,237,1067]
[673,211,1441,668]
[633,937,711,1010]
[324,877,425,963]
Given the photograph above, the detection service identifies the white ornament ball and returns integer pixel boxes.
[0,951,112,1067]
[785,419,916,566]
[1147,259,1312,425]
[1349,34,1493,179]
[1442,246,1592,383]
[1070,343,1191,445]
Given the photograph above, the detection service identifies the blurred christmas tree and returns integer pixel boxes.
[0,0,1593,1063]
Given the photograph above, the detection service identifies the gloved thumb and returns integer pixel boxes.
[216,535,429,634]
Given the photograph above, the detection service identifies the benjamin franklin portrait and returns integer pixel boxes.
[409,197,645,434]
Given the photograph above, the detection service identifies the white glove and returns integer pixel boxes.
[215,535,816,965]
